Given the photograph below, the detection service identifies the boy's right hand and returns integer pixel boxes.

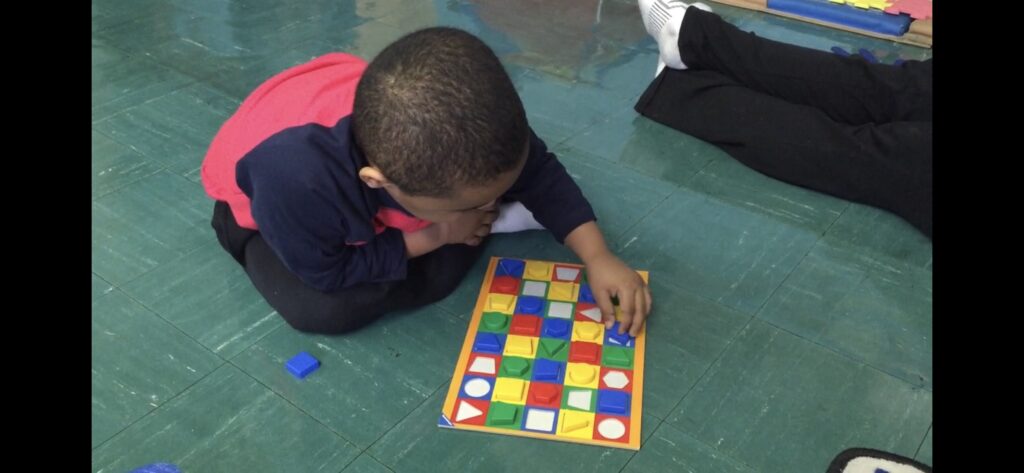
[441,207,498,246]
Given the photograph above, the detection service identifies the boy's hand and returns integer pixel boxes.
[463,203,499,246]
[585,252,651,337]
[403,224,445,258]
[565,221,653,336]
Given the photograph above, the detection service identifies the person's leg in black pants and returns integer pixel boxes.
[211,201,484,334]
[635,6,932,237]
[673,8,931,124]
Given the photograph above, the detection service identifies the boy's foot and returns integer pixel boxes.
[639,0,712,76]
[490,201,545,234]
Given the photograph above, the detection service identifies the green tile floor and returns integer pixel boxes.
[92,1,933,471]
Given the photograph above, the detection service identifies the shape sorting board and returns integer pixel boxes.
[439,257,649,450]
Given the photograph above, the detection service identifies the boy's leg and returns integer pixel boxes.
[211,200,394,333]
[242,234,486,334]
[642,3,932,124]
[242,235,402,334]
[211,201,256,266]
[636,68,932,237]
[214,199,487,333]
[400,241,487,307]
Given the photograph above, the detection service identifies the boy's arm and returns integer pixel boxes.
[403,225,445,257]
[502,129,596,242]
[505,129,652,336]
[239,144,411,293]
[251,192,411,292]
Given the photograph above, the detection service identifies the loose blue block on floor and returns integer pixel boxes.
[286,352,321,379]
[128,464,181,473]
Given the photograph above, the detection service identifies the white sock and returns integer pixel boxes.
[490,202,545,234]
[639,0,712,76]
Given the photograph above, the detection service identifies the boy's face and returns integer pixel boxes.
[360,149,528,223]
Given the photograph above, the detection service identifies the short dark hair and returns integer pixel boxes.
[352,27,528,197]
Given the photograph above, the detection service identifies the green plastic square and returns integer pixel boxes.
[479,312,511,334]
[485,402,522,429]
[498,356,534,380]
[538,338,569,362]
[602,346,634,369]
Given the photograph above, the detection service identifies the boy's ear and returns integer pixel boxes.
[358,166,390,189]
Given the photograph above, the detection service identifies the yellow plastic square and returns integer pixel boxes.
[493,378,530,405]
[503,335,538,358]
[571,321,605,344]
[547,282,578,302]
[564,362,600,389]
[524,261,553,281]
[557,410,595,439]
[486,293,516,314]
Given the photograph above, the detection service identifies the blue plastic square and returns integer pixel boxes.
[285,352,320,379]
[578,284,596,304]
[521,406,559,433]
[515,296,546,316]
[596,390,630,416]
[604,322,635,347]
[541,318,572,340]
[473,332,507,354]
[531,358,565,384]
[128,464,181,473]
[496,258,525,278]
[459,376,495,400]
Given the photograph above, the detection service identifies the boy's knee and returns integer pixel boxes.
[279,304,379,335]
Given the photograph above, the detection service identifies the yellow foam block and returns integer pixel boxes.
[557,410,595,439]
[547,282,578,302]
[504,335,538,358]
[565,362,600,389]
[571,321,604,344]
[487,293,516,314]
[493,378,529,405]
[524,261,553,280]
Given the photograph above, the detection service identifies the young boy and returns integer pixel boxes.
[202,27,652,336]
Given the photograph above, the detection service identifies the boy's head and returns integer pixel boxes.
[353,27,528,222]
